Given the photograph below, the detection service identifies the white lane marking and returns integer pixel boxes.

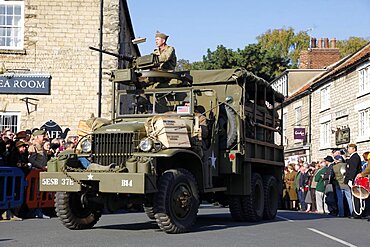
[307,228,357,247]
[276,215,294,222]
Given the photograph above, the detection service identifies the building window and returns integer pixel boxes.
[320,121,331,148]
[359,66,370,95]
[272,75,288,97]
[295,106,302,126]
[358,108,370,140]
[0,1,24,50]
[0,112,20,133]
[320,85,330,111]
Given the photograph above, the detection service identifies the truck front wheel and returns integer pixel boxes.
[55,192,101,230]
[154,169,199,233]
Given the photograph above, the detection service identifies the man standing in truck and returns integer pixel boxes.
[153,31,177,70]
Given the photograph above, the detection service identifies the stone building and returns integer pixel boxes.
[271,37,340,163]
[276,42,370,163]
[0,0,139,138]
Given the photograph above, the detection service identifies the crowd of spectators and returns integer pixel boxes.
[283,144,370,221]
[0,127,78,221]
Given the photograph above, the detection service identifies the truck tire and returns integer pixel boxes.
[263,176,278,220]
[229,196,244,221]
[241,173,264,222]
[154,169,199,233]
[55,192,101,230]
[219,104,237,149]
[144,205,156,220]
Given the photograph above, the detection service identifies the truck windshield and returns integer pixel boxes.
[118,90,192,116]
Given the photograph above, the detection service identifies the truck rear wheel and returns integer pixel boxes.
[55,192,101,230]
[241,173,264,222]
[229,196,244,221]
[154,169,199,233]
[263,176,278,220]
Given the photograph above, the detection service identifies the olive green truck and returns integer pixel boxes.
[40,55,285,233]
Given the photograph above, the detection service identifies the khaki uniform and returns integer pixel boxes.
[284,170,298,201]
[28,143,47,169]
[154,45,177,70]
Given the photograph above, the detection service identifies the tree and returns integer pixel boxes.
[257,27,310,67]
[336,37,369,57]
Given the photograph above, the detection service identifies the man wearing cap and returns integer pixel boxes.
[28,129,48,169]
[153,31,177,70]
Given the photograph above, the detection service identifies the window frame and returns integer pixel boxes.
[320,121,331,149]
[358,65,370,96]
[0,111,21,133]
[358,108,370,142]
[320,85,330,112]
[0,0,25,50]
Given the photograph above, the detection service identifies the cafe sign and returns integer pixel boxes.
[0,73,51,94]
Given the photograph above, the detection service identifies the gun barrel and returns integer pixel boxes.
[89,46,134,62]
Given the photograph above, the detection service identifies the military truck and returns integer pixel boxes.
[40,53,285,233]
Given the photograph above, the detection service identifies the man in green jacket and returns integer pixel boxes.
[314,160,329,214]
[153,31,177,71]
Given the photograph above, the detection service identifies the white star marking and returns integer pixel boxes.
[210,151,217,169]
[87,173,94,180]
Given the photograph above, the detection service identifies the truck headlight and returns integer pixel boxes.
[139,138,153,152]
[81,138,92,153]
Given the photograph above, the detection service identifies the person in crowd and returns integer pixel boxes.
[57,138,66,152]
[66,135,79,149]
[293,163,302,210]
[345,144,362,218]
[298,163,309,211]
[309,162,320,213]
[50,138,61,157]
[6,141,31,175]
[28,129,48,169]
[314,160,329,214]
[284,164,298,210]
[15,131,30,143]
[361,151,369,172]
[332,155,352,217]
[153,31,177,71]
[43,141,54,161]
[356,151,370,221]
[304,163,316,212]
[323,155,337,216]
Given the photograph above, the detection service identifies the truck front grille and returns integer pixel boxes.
[91,132,138,166]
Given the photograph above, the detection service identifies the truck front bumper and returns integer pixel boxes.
[39,172,157,194]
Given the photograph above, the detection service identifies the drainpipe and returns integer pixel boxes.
[98,0,104,117]
[308,87,312,163]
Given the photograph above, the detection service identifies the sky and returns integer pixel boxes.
[127,0,370,62]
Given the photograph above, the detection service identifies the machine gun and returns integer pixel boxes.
[89,46,159,70]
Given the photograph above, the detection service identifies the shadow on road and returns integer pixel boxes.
[95,208,335,233]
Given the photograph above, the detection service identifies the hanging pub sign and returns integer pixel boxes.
[294,127,305,140]
[40,120,70,139]
[0,73,51,94]
[335,127,350,145]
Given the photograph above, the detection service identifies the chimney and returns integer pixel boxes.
[330,38,336,48]
[324,38,329,48]
[311,38,316,48]
[318,38,323,48]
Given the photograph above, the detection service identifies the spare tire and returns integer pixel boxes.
[218,104,237,149]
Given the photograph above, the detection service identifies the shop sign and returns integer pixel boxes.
[294,127,305,140]
[0,73,51,94]
[335,127,350,145]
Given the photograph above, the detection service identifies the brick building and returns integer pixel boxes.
[0,0,139,138]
